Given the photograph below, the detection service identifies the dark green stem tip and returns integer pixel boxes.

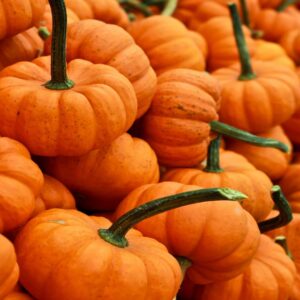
[98,228,129,248]
[44,80,75,90]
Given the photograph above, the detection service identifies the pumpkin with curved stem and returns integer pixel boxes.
[40,133,159,211]
[191,16,256,71]
[15,188,245,299]
[227,126,292,180]
[66,19,156,119]
[0,235,19,299]
[127,16,206,75]
[0,0,138,156]
[115,181,260,285]
[213,3,300,133]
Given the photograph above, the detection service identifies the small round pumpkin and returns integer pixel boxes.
[178,234,297,300]
[227,126,292,180]
[0,235,19,299]
[127,15,206,75]
[40,133,160,211]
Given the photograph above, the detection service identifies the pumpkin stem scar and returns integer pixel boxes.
[204,134,224,173]
[44,0,74,90]
[210,121,289,152]
[275,236,294,260]
[176,257,192,280]
[98,188,247,248]
[228,3,257,81]
[258,185,293,233]
[119,0,153,17]
[161,0,178,16]
[277,0,300,11]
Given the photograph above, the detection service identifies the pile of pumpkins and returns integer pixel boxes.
[1,0,300,299]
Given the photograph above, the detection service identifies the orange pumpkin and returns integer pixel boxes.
[0,137,43,233]
[178,234,297,300]
[4,285,33,300]
[66,19,156,118]
[227,126,292,180]
[127,16,206,75]
[115,181,260,285]
[33,174,76,217]
[0,0,46,40]
[213,4,300,133]
[173,0,202,25]
[40,133,160,211]
[15,188,244,299]
[0,235,19,299]
[258,0,282,8]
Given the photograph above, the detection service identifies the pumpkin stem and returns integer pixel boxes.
[143,0,166,5]
[99,188,247,248]
[119,0,153,17]
[277,0,299,11]
[177,257,192,281]
[38,27,51,40]
[258,185,293,233]
[161,0,178,16]
[275,236,294,260]
[204,135,224,173]
[45,0,74,90]
[210,121,289,152]
[228,3,256,81]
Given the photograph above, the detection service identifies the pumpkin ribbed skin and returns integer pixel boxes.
[0,235,19,299]
[174,0,203,25]
[178,235,296,300]
[163,150,273,222]
[187,30,208,60]
[213,61,300,133]
[227,126,292,180]
[0,138,43,233]
[115,182,260,285]
[127,16,206,75]
[41,133,159,211]
[15,209,181,300]
[0,0,46,40]
[33,175,76,217]
[0,28,43,70]
[191,16,256,71]
[66,20,156,119]
[65,0,128,27]
[141,69,220,167]
[0,56,137,156]
[280,30,300,65]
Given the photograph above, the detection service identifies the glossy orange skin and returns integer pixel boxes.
[0,235,19,299]
[66,20,156,119]
[255,39,295,70]
[33,175,76,217]
[213,61,300,133]
[228,126,292,180]
[127,16,206,75]
[191,16,256,71]
[141,69,221,167]
[41,133,159,211]
[163,150,273,222]
[280,29,300,64]
[0,138,43,233]
[65,0,128,27]
[178,235,296,300]
[15,209,181,300]
[0,0,46,40]
[115,182,260,285]
[0,28,43,70]
[0,56,137,156]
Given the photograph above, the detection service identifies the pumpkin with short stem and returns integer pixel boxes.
[227,126,292,180]
[0,137,43,233]
[190,16,256,71]
[66,19,156,119]
[115,181,260,284]
[0,235,19,299]
[33,174,76,217]
[213,3,300,133]
[127,16,206,75]
[40,133,159,211]
[0,0,138,156]
[15,187,245,299]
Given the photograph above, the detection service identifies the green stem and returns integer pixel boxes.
[142,0,166,5]
[277,0,299,11]
[228,3,256,80]
[274,236,294,260]
[99,188,247,248]
[204,135,223,173]
[38,27,51,40]
[239,0,250,28]
[210,121,289,152]
[177,257,192,280]
[258,185,293,233]
[119,0,153,16]
[161,0,178,16]
[45,0,74,90]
